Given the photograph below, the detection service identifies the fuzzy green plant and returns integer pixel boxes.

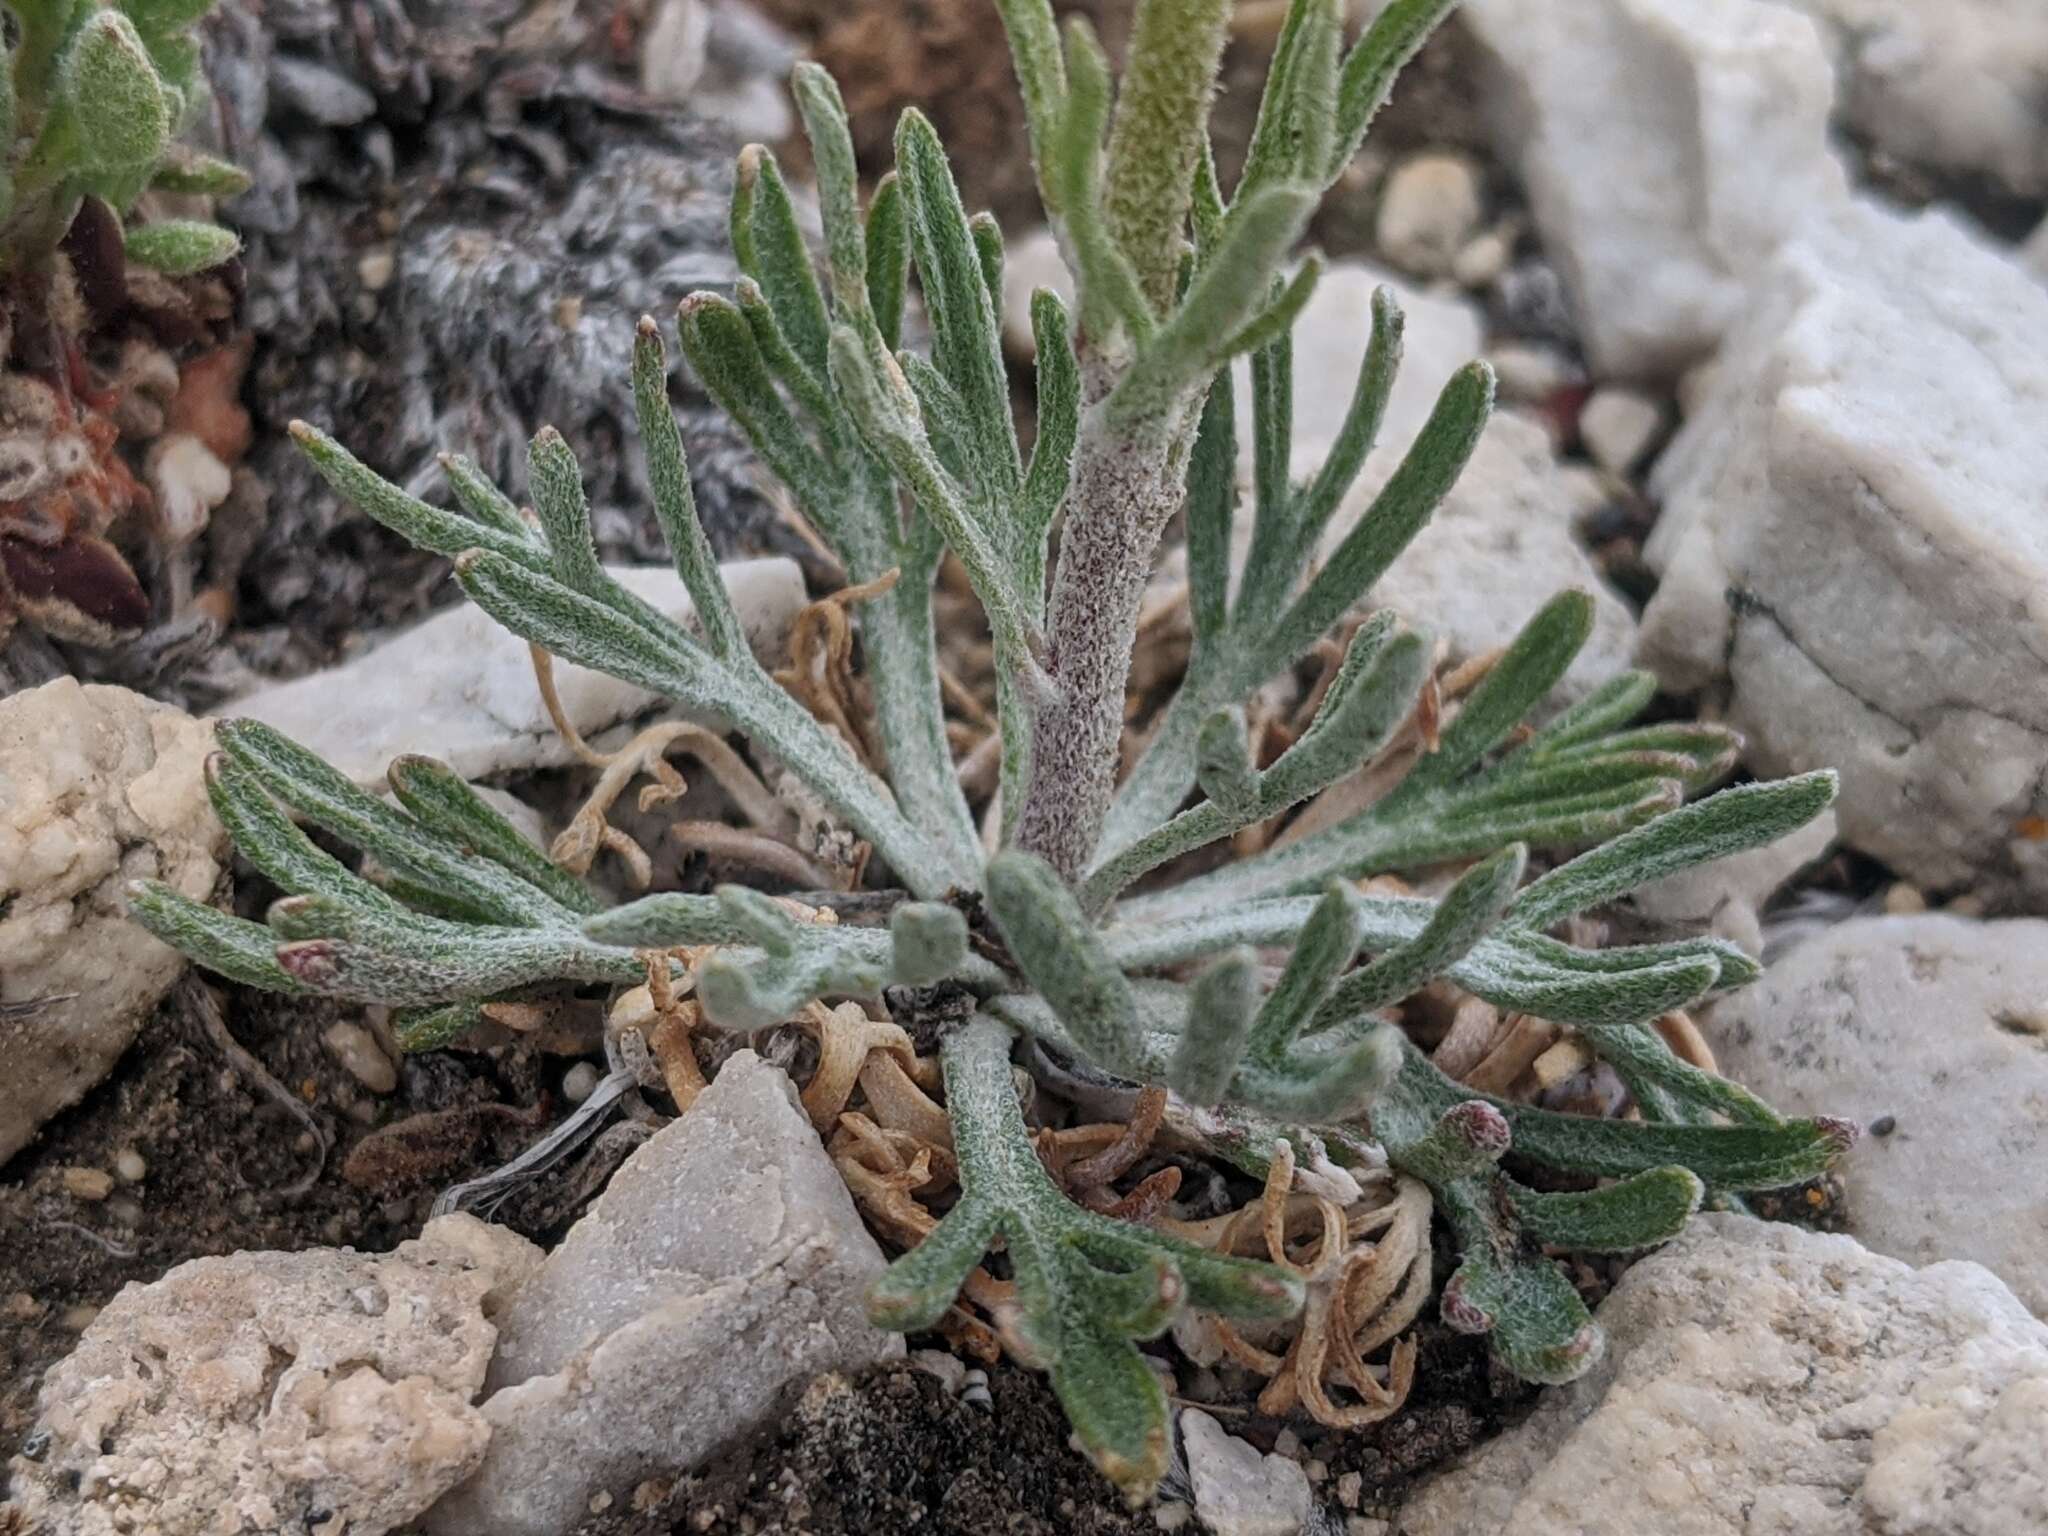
[2,0,247,275]
[130,0,1854,1502]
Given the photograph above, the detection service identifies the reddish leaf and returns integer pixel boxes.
[0,531,150,637]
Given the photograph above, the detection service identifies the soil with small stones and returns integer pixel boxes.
[0,980,575,1476]
[564,1332,1529,1536]
[1,969,1537,1530]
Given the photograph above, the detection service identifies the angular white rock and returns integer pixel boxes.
[1374,152,1486,279]
[1784,0,2048,198]
[1396,1215,2048,1535]
[229,559,805,788]
[1461,0,1848,379]
[7,1216,540,1536]
[1181,1408,1314,1536]
[1708,912,2048,1316]
[1234,263,1634,704]
[1638,204,2048,901]
[423,1051,900,1536]
[0,680,224,1167]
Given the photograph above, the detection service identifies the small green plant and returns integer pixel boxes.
[130,0,1852,1500]
[2,0,247,276]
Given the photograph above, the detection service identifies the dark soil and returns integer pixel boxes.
[0,980,570,1475]
[565,1329,1530,1536]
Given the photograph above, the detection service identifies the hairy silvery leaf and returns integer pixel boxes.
[868,1015,1302,1500]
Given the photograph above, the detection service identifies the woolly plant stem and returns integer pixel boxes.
[1012,403,1197,880]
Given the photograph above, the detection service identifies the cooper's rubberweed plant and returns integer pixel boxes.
[132,0,1851,1500]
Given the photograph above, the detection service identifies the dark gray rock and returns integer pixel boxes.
[199,1,802,675]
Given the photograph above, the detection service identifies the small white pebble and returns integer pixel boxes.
[961,1367,993,1411]
[1306,1458,1329,1484]
[105,1196,144,1228]
[1485,342,1580,403]
[1375,151,1485,277]
[1451,225,1514,288]
[588,1491,614,1515]
[1884,882,1929,916]
[62,1167,114,1202]
[1579,386,1665,476]
[1273,1427,1303,1459]
[562,1061,603,1104]
[114,1148,147,1184]
[908,1347,967,1396]
[1338,1471,1364,1510]
[356,248,396,291]
[60,1303,100,1332]
[323,1021,398,1094]
[1153,1504,1192,1532]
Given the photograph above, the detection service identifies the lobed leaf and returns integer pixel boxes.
[867,1015,1301,1502]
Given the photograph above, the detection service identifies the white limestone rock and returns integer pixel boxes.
[1785,0,2048,198]
[1181,1408,1313,1536]
[1460,0,1848,379]
[0,679,224,1167]
[423,1052,901,1536]
[1708,913,2048,1317]
[6,1216,539,1536]
[1638,204,2048,901]
[228,558,805,788]
[1396,1215,2048,1536]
